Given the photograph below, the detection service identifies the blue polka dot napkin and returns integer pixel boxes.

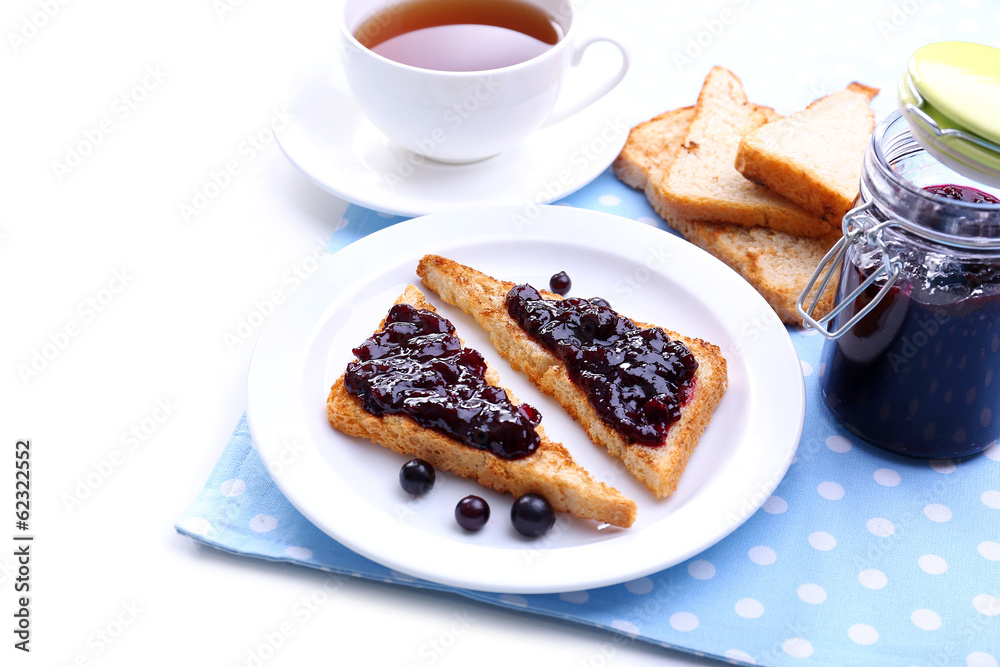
[177,171,1000,667]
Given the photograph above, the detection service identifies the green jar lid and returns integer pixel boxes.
[899,41,1000,187]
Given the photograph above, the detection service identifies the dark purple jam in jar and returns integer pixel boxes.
[821,238,1000,458]
[923,184,1000,204]
[505,284,698,445]
[344,303,541,459]
[815,109,1000,459]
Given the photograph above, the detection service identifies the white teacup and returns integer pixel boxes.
[339,0,629,163]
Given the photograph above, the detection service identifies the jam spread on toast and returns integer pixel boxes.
[506,284,698,445]
[345,303,541,459]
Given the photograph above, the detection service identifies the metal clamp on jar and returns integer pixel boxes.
[798,42,1000,459]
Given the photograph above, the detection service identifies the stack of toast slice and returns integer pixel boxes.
[736,82,880,224]
[614,67,878,324]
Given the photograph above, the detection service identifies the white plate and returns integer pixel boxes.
[246,205,804,593]
[274,62,629,217]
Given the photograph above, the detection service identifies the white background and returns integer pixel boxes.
[4,0,998,665]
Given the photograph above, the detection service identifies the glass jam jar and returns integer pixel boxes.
[800,110,1000,458]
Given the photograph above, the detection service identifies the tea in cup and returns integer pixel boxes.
[339,0,629,162]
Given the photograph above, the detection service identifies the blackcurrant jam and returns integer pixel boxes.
[811,111,1000,458]
[344,303,541,459]
[923,184,1000,205]
[505,284,698,445]
[822,238,1000,458]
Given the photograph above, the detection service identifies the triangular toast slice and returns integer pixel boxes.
[326,284,637,528]
[613,105,840,324]
[665,219,841,324]
[735,82,878,223]
[613,105,695,190]
[417,256,728,499]
[655,67,834,238]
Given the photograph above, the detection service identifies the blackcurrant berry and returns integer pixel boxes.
[549,271,571,296]
[511,493,555,537]
[399,459,435,496]
[455,495,490,531]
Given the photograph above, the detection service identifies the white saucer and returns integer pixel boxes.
[275,64,629,217]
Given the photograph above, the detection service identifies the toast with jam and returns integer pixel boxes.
[326,284,637,528]
[417,256,728,499]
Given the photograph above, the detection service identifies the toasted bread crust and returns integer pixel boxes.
[612,95,839,324]
[326,285,637,528]
[654,67,833,239]
[613,106,695,190]
[668,219,841,324]
[417,256,728,499]
[735,82,878,223]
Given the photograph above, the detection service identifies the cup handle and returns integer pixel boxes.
[540,36,630,128]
